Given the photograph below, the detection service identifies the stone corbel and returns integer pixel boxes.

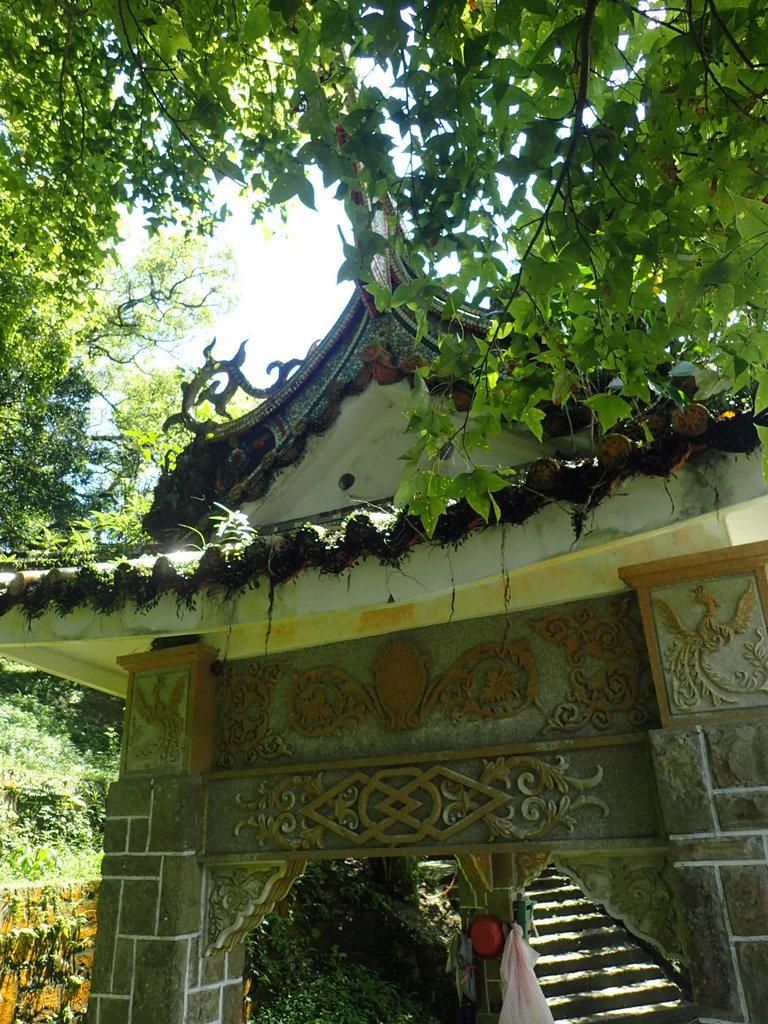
[555,851,688,965]
[206,859,306,953]
[456,853,494,904]
[457,850,553,906]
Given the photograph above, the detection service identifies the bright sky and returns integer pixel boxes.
[204,176,355,387]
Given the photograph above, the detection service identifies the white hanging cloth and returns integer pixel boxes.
[498,923,555,1024]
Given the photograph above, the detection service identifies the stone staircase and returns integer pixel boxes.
[526,870,698,1024]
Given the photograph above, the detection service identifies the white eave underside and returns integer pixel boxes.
[0,449,764,698]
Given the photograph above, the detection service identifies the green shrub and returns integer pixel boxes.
[253,958,440,1024]
[0,658,122,884]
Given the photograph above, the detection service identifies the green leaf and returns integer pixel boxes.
[584,393,632,432]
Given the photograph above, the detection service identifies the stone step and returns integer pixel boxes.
[532,897,602,918]
[529,923,629,955]
[548,979,685,1019]
[533,910,616,934]
[485,868,697,1024]
[554,998,698,1024]
[534,943,642,975]
[538,961,660,996]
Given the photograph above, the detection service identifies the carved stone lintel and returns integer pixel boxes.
[206,859,306,953]
[555,852,688,965]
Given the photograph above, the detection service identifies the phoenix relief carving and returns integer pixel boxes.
[127,671,187,766]
[655,580,768,711]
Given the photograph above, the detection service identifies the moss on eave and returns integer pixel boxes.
[1,411,763,625]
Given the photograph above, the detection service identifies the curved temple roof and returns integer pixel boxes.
[145,254,488,543]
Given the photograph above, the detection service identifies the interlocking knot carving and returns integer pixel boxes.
[532,598,657,732]
[289,638,539,737]
[655,580,768,711]
[232,754,608,852]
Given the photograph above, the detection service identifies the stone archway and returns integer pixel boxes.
[86,543,768,1024]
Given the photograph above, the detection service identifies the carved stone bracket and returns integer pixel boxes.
[456,853,494,903]
[206,859,306,953]
[555,852,688,965]
[458,850,553,905]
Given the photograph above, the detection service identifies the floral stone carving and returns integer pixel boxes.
[215,659,292,769]
[653,579,768,713]
[556,853,687,964]
[532,598,657,732]
[289,637,540,737]
[232,755,608,852]
[206,860,306,952]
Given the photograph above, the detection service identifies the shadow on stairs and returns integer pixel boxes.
[526,869,698,1024]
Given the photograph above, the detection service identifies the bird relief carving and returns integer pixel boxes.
[127,669,189,769]
[653,578,768,713]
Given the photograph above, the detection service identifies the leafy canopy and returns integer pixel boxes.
[3,0,768,529]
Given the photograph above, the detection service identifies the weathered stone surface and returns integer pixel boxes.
[222,978,246,1022]
[716,791,768,831]
[100,853,162,879]
[187,985,221,1023]
[89,877,121,993]
[737,940,768,1024]
[157,855,202,936]
[675,864,742,1018]
[131,937,188,1021]
[706,721,768,789]
[149,776,201,852]
[103,816,128,854]
[673,835,765,862]
[650,728,714,834]
[127,816,149,853]
[105,778,153,818]
[110,937,135,996]
[118,878,160,936]
[200,948,226,987]
[722,865,768,936]
[225,943,245,978]
[89,995,131,1024]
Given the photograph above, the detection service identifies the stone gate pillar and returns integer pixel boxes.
[623,542,768,1024]
[87,642,245,1024]
[456,851,552,1024]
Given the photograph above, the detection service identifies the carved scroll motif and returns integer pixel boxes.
[232,755,607,852]
[206,859,306,952]
[289,638,539,737]
[215,660,292,769]
[127,670,188,769]
[556,854,687,965]
[532,598,657,733]
[654,580,768,712]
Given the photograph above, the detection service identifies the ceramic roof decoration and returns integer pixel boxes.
[145,253,488,544]
[145,230,768,554]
